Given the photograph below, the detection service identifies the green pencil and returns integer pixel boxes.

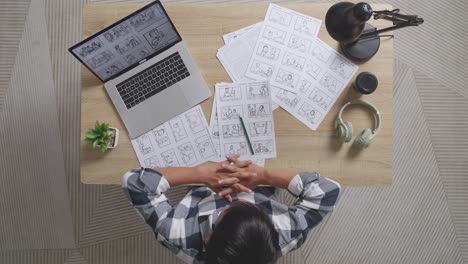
[239,116,255,155]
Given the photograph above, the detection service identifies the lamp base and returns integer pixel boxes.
[340,23,380,62]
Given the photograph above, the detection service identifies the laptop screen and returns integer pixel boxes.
[69,1,181,82]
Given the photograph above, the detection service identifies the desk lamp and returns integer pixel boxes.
[325,2,424,62]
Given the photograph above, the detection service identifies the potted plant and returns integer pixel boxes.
[84,121,119,152]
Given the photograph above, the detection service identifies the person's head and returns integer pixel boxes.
[206,201,280,264]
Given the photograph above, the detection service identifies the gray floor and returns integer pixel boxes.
[0,0,467,263]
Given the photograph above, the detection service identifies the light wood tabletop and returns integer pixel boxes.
[80,3,393,186]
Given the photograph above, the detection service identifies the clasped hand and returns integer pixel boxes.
[197,155,265,202]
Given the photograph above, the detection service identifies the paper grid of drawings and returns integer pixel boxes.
[245,4,322,93]
[273,38,358,130]
[131,105,217,168]
[215,81,277,160]
[209,96,265,167]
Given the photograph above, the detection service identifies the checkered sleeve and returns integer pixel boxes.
[282,172,341,254]
[122,168,191,261]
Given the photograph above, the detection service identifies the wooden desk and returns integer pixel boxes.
[80,3,393,186]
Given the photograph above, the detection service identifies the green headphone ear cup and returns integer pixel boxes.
[353,128,374,148]
[336,121,353,143]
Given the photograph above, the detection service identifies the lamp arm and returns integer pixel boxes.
[359,9,424,39]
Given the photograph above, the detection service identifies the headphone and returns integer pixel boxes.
[336,99,381,148]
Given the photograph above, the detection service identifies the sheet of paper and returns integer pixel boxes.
[273,38,358,130]
[131,105,217,168]
[209,97,265,167]
[215,81,276,160]
[223,22,263,44]
[245,4,323,93]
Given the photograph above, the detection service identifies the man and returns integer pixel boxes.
[122,155,341,264]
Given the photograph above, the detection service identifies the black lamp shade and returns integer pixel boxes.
[325,2,373,43]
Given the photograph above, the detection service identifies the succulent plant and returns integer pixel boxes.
[85,121,112,152]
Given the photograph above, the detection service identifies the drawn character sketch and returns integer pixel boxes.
[299,79,312,94]
[222,124,243,138]
[248,104,270,118]
[161,150,180,167]
[221,106,242,120]
[169,117,188,142]
[98,61,124,79]
[76,39,103,58]
[305,60,322,79]
[310,43,332,63]
[125,48,149,64]
[249,121,272,136]
[247,84,269,99]
[152,126,170,148]
[275,69,299,89]
[287,35,309,53]
[294,17,318,36]
[103,23,131,43]
[185,110,204,134]
[224,142,248,156]
[275,89,300,108]
[219,87,241,101]
[298,103,322,124]
[144,27,166,49]
[269,8,292,26]
[330,57,353,78]
[86,51,114,69]
[178,142,198,166]
[319,74,343,94]
[256,43,278,60]
[252,140,274,154]
[281,52,305,71]
[263,26,286,44]
[309,89,332,110]
[195,135,216,158]
[129,7,163,31]
[135,134,153,155]
[114,36,142,55]
[250,61,273,78]
[144,156,160,168]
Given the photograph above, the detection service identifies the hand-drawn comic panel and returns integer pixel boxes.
[97,61,124,80]
[161,149,180,167]
[281,52,305,71]
[220,105,243,120]
[135,134,154,155]
[218,86,242,102]
[248,103,271,118]
[263,26,287,44]
[293,16,319,36]
[224,142,248,156]
[275,68,299,90]
[329,57,355,79]
[75,39,103,58]
[275,89,300,108]
[298,102,322,124]
[319,73,344,94]
[178,142,198,166]
[129,6,165,31]
[114,35,142,55]
[169,117,188,142]
[309,88,333,111]
[144,156,160,168]
[185,109,205,134]
[256,42,280,61]
[252,140,274,154]
[248,121,273,137]
[143,22,179,52]
[125,48,150,64]
[86,50,114,69]
[103,23,131,43]
[305,60,322,80]
[268,7,292,26]
[298,79,312,94]
[152,126,171,148]
[246,83,269,99]
[250,60,274,79]
[287,34,311,53]
[211,113,220,139]
[310,42,332,63]
[195,135,216,159]
[222,124,244,138]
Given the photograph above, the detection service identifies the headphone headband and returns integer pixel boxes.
[337,99,381,134]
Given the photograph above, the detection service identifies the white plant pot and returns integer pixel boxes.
[107,127,119,149]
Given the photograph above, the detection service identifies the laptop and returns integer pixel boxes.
[69,1,210,139]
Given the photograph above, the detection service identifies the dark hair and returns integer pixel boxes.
[206,201,280,264]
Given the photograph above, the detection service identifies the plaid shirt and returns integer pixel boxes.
[122,168,341,264]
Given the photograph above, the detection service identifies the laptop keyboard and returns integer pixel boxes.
[116,52,190,109]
